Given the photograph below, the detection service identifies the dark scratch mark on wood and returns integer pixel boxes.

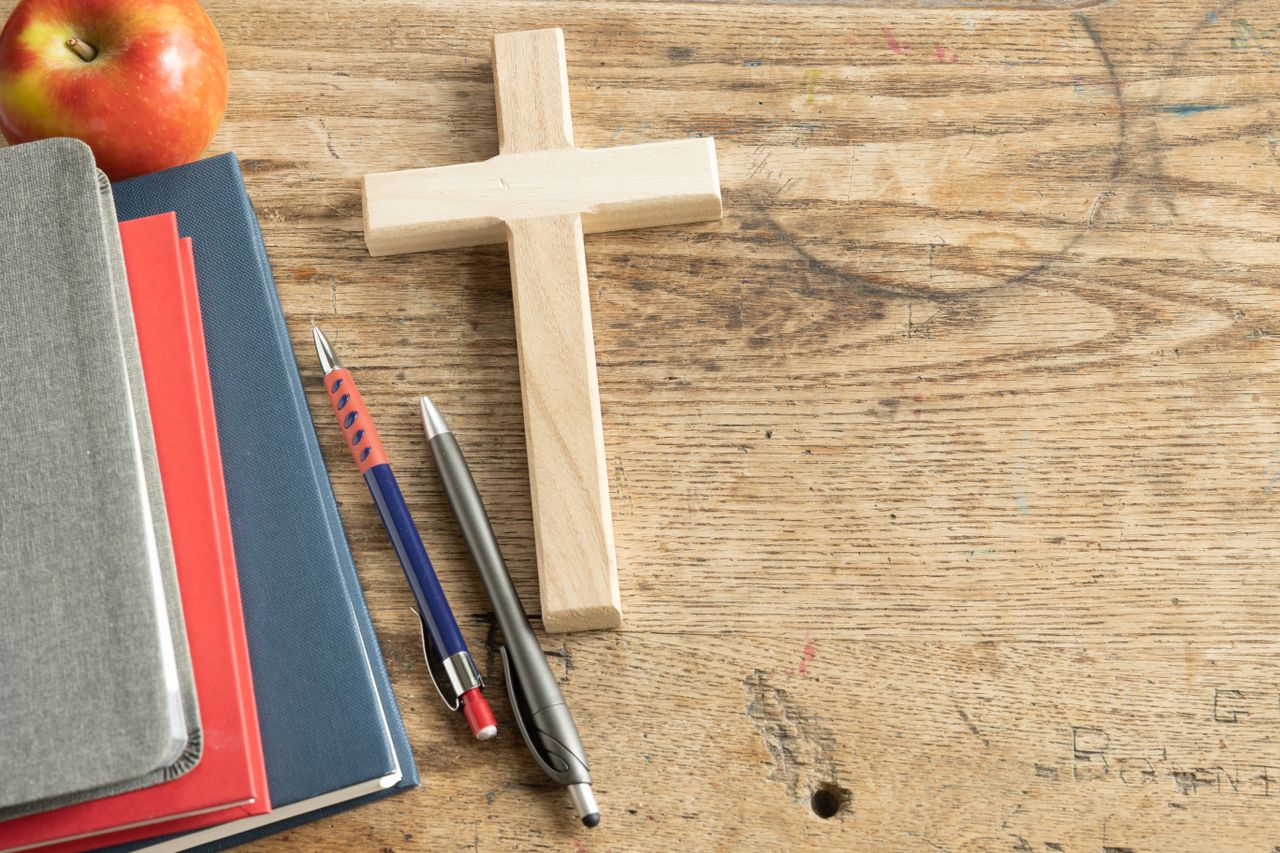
[905,830,951,852]
[743,669,842,800]
[317,117,341,160]
[955,703,991,748]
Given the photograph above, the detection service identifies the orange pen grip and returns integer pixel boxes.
[324,368,388,473]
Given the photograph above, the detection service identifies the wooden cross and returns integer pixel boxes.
[362,28,722,633]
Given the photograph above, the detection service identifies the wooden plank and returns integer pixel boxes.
[493,28,574,154]
[361,140,722,254]
[262,625,1280,852]
[3,0,1279,848]
[485,27,618,630]
[507,212,621,632]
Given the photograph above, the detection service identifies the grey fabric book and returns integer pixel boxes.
[0,138,201,815]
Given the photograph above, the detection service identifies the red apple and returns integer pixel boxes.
[0,0,228,180]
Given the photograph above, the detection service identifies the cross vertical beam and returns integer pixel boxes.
[497,30,617,633]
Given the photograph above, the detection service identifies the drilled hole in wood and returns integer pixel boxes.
[810,783,850,819]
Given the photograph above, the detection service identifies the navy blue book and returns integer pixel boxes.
[110,153,418,852]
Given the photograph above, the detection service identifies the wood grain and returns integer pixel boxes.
[507,212,621,632]
[361,140,722,254]
[493,28,573,155]
[495,34,621,632]
[4,0,1279,848]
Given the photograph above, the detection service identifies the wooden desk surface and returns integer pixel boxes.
[6,0,1280,848]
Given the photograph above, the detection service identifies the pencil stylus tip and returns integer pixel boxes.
[312,324,342,374]
[568,783,599,826]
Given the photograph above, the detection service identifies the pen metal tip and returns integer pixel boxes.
[312,324,342,375]
[419,395,452,439]
[568,783,598,826]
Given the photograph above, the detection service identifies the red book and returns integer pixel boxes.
[0,214,269,852]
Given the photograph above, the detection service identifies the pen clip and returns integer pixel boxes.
[500,645,575,782]
[413,608,461,712]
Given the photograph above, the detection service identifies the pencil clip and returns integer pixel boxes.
[412,608,460,711]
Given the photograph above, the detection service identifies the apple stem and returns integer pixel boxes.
[65,38,97,62]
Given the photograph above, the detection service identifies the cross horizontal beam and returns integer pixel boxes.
[362,138,721,256]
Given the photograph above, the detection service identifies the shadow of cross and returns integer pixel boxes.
[361,28,722,633]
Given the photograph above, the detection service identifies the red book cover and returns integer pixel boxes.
[0,215,269,852]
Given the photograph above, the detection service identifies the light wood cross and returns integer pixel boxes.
[362,28,722,633]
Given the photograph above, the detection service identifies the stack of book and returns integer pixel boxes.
[0,138,417,853]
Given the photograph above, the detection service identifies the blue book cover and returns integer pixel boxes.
[110,153,418,852]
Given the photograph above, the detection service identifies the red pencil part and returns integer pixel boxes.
[461,689,497,740]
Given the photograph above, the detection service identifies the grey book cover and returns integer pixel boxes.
[0,138,200,814]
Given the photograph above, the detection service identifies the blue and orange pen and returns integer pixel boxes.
[312,325,496,740]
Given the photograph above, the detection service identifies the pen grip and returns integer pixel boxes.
[324,368,387,473]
